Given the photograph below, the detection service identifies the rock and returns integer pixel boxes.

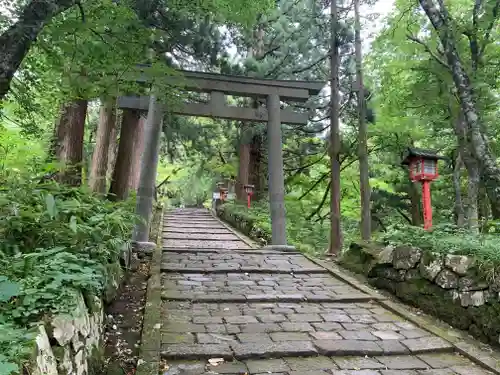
[377,245,395,265]
[378,267,406,282]
[72,292,91,337]
[444,254,475,276]
[53,346,74,374]
[74,349,88,375]
[419,252,443,281]
[164,363,206,375]
[405,269,422,281]
[52,314,75,346]
[34,325,58,375]
[132,241,156,254]
[459,291,485,307]
[435,269,459,289]
[458,276,488,292]
[449,290,460,302]
[393,246,422,270]
[120,242,132,268]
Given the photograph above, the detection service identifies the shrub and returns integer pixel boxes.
[0,175,137,374]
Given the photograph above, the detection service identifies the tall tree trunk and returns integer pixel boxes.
[419,0,500,215]
[0,0,77,100]
[478,183,490,232]
[107,111,121,185]
[329,0,342,254]
[452,151,466,228]
[354,0,371,240]
[89,98,116,194]
[108,109,141,201]
[250,133,265,199]
[250,25,266,199]
[454,111,480,233]
[236,124,251,201]
[128,115,146,191]
[55,99,88,186]
[407,175,422,226]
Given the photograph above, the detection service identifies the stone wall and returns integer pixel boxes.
[216,205,271,245]
[31,263,123,375]
[341,242,500,347]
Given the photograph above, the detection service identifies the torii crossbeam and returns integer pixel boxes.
[120,67,324,250]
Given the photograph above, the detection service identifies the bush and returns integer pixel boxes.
[382,223,500,277]
[0,175,137,374]
[218,201,331,256]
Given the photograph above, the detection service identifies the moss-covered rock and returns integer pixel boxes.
[104,262,123,303]
[419,252,443,281]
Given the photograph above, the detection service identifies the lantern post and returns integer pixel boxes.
[402,148,444,231]
[244,184,255,208]
[216,182,228,203]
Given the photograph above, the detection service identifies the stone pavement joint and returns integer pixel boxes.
[137,208,496,375]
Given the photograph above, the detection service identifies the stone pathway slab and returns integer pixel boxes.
[137,209,496,375]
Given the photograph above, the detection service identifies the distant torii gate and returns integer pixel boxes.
[119,68,324,251]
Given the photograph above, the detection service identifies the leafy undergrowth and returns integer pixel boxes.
[382,224,500,279]
[218,201,332,256]
[0,174,137,374]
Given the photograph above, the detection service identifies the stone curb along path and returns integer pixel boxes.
[137,208,497,375]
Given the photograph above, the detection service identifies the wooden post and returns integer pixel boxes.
[266,93,289,248]
[132,93,164,245]
[422,180,433,230]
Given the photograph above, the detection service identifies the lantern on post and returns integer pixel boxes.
[218,183,228,202]
[244,184,255,208]
[402,148,445,231]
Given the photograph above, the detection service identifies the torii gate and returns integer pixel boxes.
[119,67,324,251]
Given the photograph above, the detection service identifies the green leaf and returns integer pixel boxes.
[0,277,20,302]
[45,193,56,219]
[0,360,18,375]
[69,216,77,233]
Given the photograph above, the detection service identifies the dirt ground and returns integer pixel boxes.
[102,209,161,375]
[102,252,151,375]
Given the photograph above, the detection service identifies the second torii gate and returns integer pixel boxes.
[119,68,324,251]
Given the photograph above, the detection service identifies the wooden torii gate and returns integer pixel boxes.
[119,68,324,251]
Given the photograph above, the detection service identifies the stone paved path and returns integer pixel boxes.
[153,209,493,375]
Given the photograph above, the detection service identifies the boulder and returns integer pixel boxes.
[458,275,488,292]
[435,269,459,289]
[419,252,443,281]
[378,267,407,282]
[376,245,395,265]
[52,314,75,346]
[459,291,485,307]
[393,246,422,270]
[405,269,422,281]
[34,325,58,375]
[444,254,475,276]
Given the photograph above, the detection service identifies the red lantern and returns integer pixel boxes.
[402,148,444,231]
[244,184,255,208]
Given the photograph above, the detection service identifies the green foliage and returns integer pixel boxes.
[0,178,136,322]
[220,201,332,256]
[0,150,137,373]
[383,224,500,272]
[0,323,36,375]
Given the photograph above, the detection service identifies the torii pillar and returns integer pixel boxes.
[265,94,292,251]
[132,92,164,250]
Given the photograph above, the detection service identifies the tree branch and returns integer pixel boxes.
[406,34,449,69]
[480,0,500,56]
[307,183,331,220]
[298,172,329,200]
[76,1,85,22]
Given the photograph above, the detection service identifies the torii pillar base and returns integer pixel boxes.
[261,245,297,252]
